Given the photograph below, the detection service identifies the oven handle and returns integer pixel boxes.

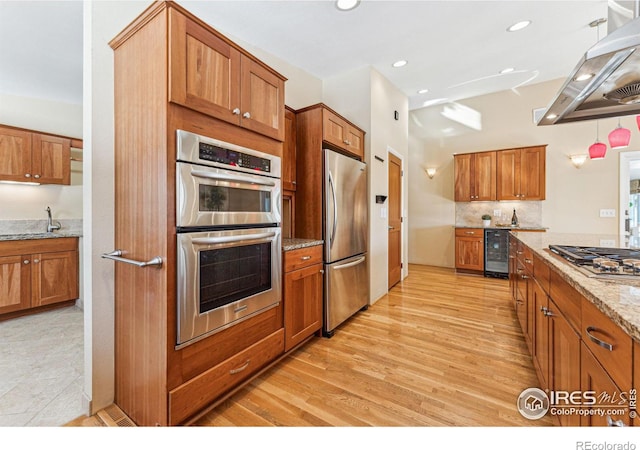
[191,232,276,246]
[190,169,276,187]
[101,250,163,268]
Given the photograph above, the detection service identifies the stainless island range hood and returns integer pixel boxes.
[538,1,640,125]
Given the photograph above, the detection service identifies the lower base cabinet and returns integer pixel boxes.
[283,245,323,351]
[454,228,484,272]
[0,237,79,318]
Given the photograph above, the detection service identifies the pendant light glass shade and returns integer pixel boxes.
[589,141,607,159]
[637,115,640,131]
[608,122,631,149]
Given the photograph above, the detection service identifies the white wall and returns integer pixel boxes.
[408,78,640,267]
[324,67,409,304]
[0,93,83,220]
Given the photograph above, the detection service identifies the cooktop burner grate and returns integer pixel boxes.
[549,245,640,279]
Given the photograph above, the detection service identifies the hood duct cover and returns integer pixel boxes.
[538,14,640,125]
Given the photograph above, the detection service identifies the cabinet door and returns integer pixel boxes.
[520,146,546,200]
[496,149,520,200]
[474,151,496,201]
[240,56,285,141]
[454,153,473,202]
[532,280,549,390]
[31,133,71,185]
[31,250,78,307]
[284,263,323,351]
[515,260,528,337]
[169,8,241,126]
[0,255,31,315]
[548,299,581,426]
[344,125,364,160]
[454,236,483,271]
[322,108,348,150]
[581,343,631,426]
[283,107,297,191]
[0,126,32,182]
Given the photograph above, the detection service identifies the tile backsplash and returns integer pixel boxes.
[455,201,542,228]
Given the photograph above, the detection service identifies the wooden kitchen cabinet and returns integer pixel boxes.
[532,278,550,389]
[0,238,79,318]
[454,228,484,272]
[283,106,297,191]
[110,1,287,426]
[0,124,71,185]
[283,245,323,351]
[295,103,366,239]
[322,108,364,160]
[453,151,496,202]
[168,7,285,141]
[496,145,546,201]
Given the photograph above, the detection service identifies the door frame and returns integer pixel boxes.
[619,150,640,237]
[387,146,405,285]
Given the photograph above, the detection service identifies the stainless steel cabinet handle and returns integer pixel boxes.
[234,305,248,314]
[517,251,523,255]
[525,258,532,264]
[300,256,311,261]
[333,256,366,270]
[521,274,530,280]
[25,173,31,178]
[465,231,474,235]
[34,174,40,179]
[192,232,276,246]
[320,269,325,274]
[232,108,240,115]
[33,258,40,264]
[543,308,554,317]
[229,359,250,375]
[606,415,625,427]
[101,250,163,268]
[23,259,30,265]
[190,169,276,187]
[243,112,251,119]
[586,326,614,351]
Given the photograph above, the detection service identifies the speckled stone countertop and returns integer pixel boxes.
[0,231,82,241]
[282,238,324,251]
[455,225,548,231]
[511,231,640,342]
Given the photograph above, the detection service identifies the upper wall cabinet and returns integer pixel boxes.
[0,125,71,185]
[454,145,546,202]
[168,8,285,141]
[454,151,496,202]
[496,145,546,201]
[321,108,364,160]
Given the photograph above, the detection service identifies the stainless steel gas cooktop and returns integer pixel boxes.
[549,245,640,280]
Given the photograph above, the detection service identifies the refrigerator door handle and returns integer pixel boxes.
[329,171,338,248]
[332,256,366,270]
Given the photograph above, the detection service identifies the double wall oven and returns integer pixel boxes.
[176,130,282,348]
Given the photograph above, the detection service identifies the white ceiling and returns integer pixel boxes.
[0,0,612,110]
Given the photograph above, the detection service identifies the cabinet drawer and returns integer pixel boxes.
[0,237,78,256]
[549,270,581,333]
[533,253,550,294]
[284,245,323,272]
[455,228,483,237]
[169,328,284,425]
[581,299,632,392]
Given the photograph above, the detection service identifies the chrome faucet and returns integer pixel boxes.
[46,206,61,233]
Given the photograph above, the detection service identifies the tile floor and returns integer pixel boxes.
[0,305,84,426]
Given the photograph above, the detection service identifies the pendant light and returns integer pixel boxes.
[636,115,640,131]
[608,118,631,149]
[589,120,607,160]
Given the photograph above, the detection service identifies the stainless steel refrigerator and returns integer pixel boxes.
[323,149,369,337]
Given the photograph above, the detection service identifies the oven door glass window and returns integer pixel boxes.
[199,185,271,213]
[199,242,272,313]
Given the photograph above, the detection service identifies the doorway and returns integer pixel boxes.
[620,151,640,241]
[388,151,402,288]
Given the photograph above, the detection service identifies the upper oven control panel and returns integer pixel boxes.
[176,129,281,179]
[199,142,271,173]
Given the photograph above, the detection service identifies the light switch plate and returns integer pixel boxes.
[493,209,502,217]
[381,207,387,219]
[599,209,616,218]
[599,239,615,247]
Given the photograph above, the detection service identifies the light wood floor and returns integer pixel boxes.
[193,265,554,426]
[69,264,553,427]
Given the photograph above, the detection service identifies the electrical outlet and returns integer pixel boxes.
[493,209,502,217]
[600,239,615,247]
[599,209,616,218]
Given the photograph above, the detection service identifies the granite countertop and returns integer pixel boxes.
[511,231,640,342]
[0,231,83,242]
[455,225,548,231]
[282,238,324,251]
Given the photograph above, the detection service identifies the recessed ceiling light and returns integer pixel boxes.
[335,0,360,11]
[418,89,429,94]
[442,127,455,133]
[500,68,515,74]
[574,73,594,82]
[392,60,407,68]
[507,20,531,32]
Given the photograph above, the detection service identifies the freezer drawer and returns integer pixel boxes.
[324,253,369,336]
